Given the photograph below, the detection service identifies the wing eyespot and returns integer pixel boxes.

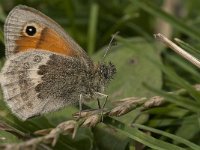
[23,62,30,69]
[25,25,37,36]
[22,22,43,37]
[33,55,42,63]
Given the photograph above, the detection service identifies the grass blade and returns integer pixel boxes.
[132,123,200,150]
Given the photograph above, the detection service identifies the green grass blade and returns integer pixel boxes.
[104,117,185,150]
[133,123,200,150]
[0,28,4,43]
[87,3,99,55]
[150,59,200,104]
[167,55,200,81]
[144,84,200,113]
[175,38,200,60]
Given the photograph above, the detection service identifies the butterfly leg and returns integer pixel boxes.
[94,92,108,107]
[94,92,108,121]
[97,98,101,109]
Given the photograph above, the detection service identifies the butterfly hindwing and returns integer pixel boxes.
[0,50,88,120]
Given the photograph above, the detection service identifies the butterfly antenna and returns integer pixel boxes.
[102,31,119,61]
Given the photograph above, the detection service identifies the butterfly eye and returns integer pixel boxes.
[25,25,37,36]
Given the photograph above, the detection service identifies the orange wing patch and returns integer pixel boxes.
[15,26,78,57]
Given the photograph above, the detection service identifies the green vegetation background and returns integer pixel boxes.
[0,0,200,150]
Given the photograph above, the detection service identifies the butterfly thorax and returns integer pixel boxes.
[86,62,116,96]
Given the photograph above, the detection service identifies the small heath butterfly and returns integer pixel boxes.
[0,5,116,120]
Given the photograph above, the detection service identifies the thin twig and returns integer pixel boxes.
[154,33,200,69]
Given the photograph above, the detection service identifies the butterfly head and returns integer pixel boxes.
[97,62,116,82]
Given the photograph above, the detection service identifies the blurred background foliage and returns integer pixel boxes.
[0,0,200,150]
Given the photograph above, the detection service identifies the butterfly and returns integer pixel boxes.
[0,5,116,120]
